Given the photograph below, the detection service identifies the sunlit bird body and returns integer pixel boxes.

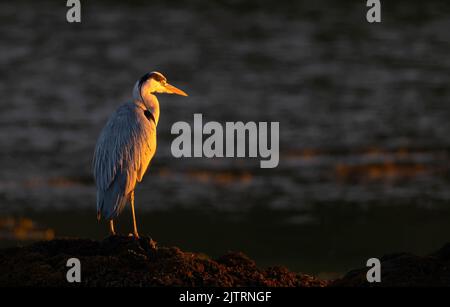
[93,72,187,238]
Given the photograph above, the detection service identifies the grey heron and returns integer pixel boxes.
[93,72,187,238]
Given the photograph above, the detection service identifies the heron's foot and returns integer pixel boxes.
[128,232,140,239]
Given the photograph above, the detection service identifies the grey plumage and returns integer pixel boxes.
[93,102,156,220]
[92,71,187,237]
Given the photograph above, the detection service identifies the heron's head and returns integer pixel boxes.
[133,71,188,102]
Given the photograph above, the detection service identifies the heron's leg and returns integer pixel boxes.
[109,219,116,236]
[130,191,139,238]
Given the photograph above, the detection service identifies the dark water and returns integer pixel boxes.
[0,0,449,275]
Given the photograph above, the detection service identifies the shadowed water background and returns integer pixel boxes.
[0,0,449,276]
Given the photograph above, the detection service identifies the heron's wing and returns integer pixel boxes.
[93,103,156,218]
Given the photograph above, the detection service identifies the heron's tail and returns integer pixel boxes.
[96,178,130,220]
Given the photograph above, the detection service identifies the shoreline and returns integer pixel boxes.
[3,205,450,278]
[1,235,450,286]
[0,236,326,287]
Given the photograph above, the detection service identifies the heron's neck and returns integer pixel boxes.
[135,93,160,125]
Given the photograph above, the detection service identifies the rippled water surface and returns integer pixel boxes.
[0,0,449,274]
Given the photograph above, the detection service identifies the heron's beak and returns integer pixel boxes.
[165,83,188,96]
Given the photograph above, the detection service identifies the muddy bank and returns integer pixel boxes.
[332,243,450,287]
[0,236,326,287]
[2,236,450,287]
